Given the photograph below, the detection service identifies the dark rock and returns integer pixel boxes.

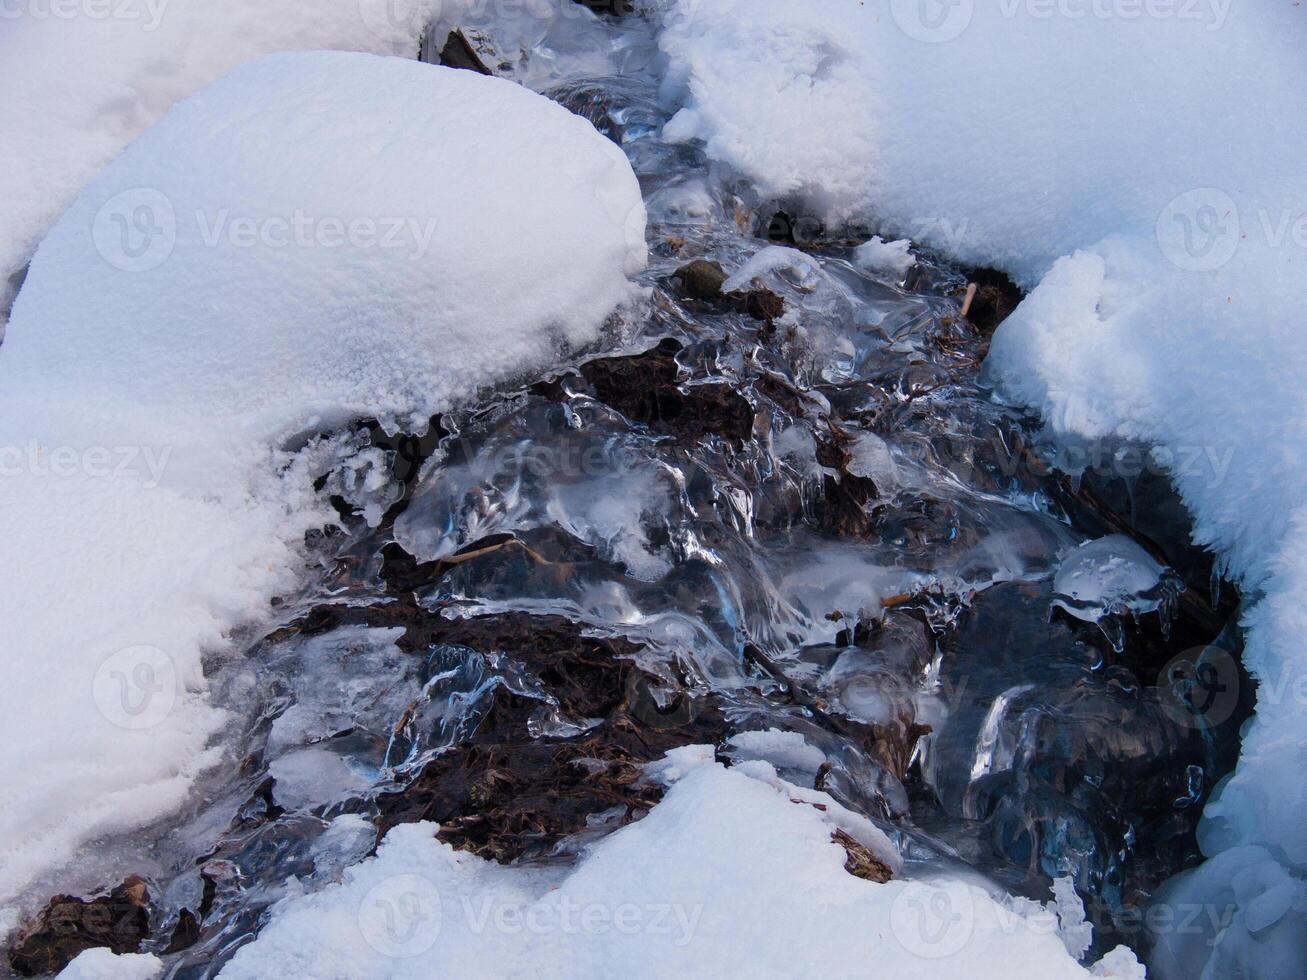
[675,259,728,301]
[672,259,785,323]
[8,877,150,977]
[420,28,493,74]
[814,436,882,538]
[833,829,894,883]
[580,338,755,443]
[372,612,729,862]
[730,286,786,323]
[572,0,636,15]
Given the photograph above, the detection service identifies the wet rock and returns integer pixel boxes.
[8,876,150,977]
[580,338,755,443]
[672,259,785,323]
[419,28,493,75]
[675,259,728,301]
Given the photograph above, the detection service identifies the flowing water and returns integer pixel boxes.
[7,8,1247,977]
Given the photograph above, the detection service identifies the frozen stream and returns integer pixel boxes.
[5,8,1246,977]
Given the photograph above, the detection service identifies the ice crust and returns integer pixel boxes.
[653,2,1307,972]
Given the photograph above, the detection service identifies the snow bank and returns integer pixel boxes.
[654,0,1307,972]
[55,948,162,980]
[220,755,1134,979]
[0,0,466,319]
[0,49,644,908]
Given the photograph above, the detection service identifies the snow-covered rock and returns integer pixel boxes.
[653,2,1307,972]
[0,0,463,319]
[0,49,645,908]
[219,755,1131,979]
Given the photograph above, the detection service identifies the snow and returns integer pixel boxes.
[219,753,1131,979]
[853,237,916,279]
[0,0,459,320]
[0,49,644,909]
[55,948,163,980]
[55,956,163,980]
[653,2,1307,971]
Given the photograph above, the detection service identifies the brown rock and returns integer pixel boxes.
[8,876,151,977]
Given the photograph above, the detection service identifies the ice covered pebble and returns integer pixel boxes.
[853,237,915,279]
[1051,535,1180,649]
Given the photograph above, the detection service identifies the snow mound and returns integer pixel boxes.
[0,0,458,319]
[653,2,1307,972]
[55,948,163,980]
[0,50,644,908]
[219,755,1130,979]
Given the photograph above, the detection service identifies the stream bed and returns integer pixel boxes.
[5,8,1248,977]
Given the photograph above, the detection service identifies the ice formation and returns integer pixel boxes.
[0,50,645,907]
[653,1,1307,971]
